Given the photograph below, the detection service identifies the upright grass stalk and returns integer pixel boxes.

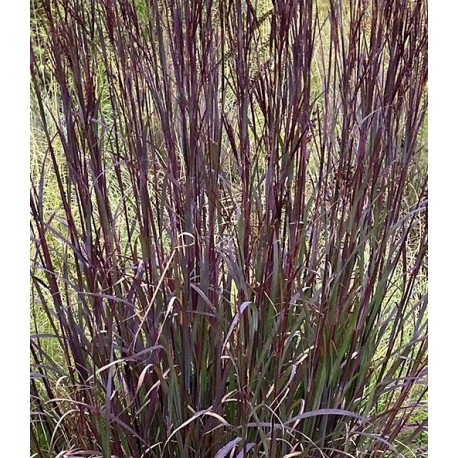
[31,0,428,456]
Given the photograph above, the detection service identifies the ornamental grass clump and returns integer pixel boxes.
[30,0,427,456]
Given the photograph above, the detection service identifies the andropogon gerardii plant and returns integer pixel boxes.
[30,0,428,456]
